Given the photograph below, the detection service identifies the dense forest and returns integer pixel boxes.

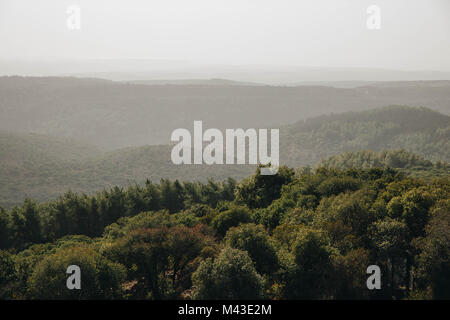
[1,106,448,208]
[0,159,448,299]
[282,106,449,166]
[317,150,449,179]
[0,79,448,300]
[1,0,449,304]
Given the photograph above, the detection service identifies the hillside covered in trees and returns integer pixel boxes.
[1,77,449,149]
[0,164,448,300]
[281,106,450,166]
[318,150,449,178]
[1,81,448,300]
[0,106,448,207]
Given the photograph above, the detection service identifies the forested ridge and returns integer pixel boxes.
[281,106,450,166]
[1,77,449,149]
[1,106,448,208]
[1,0,450,303]
[317,150,449,178]
[0,162,448,300]
[0,96,449,300]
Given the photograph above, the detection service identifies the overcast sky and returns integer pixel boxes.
[0,0,449,71]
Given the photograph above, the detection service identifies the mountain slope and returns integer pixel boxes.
[317,149,449,179]
[280,106,450,166]
[0,135,253,208]
[0,106,448,207]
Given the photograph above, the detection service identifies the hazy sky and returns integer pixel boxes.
[0,0,449,70]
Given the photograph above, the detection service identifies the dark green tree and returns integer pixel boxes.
[224,223,278,274]
[192,247,265,299]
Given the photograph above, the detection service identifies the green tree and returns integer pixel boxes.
[0,250,17,299]
[0,208,10,249]
[224,223,278,274]
[400,187,435,238]
[369,218,410,295]
[415,200,450,299]
[165,225,210,296]
[235,165,294,209]
[283,229,333,299]
[192,247,265,299]
[8,199,42,249]
[331,248,370,299]
[211,205,251,237]
[28,246,126,299]
[106,228,169,299]
[160,179,185,213]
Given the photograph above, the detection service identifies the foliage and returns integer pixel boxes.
[191,247,265,299]
[211,205,252,238]
[0,161,448,300]
[224,223,278,274]
[1,106,449,208]
[28,246,126,299]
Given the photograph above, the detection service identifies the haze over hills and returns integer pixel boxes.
[2,59,450,84]
[65,67,450,84]
[0,136,254,208]
[1,76,449,150]
[124,78,265,86]
[0,105,448,208]
[1,0,449,301]
[289,80,450,88]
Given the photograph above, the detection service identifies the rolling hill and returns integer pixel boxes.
[0,105,448,207]
[125,78,265,86]
[280,106,450,166]
[0,135,254,208]
[0,76,449,149]
[317,149,449,179]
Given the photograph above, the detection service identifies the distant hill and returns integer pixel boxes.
[0,77,449,149]
[287,80,450,89]
[0,106,448,207]
[0,130,101,162]
[125,78,265,86]
[280,106,450,166]
[0,134,253,208]
[362,80,450,88]
[317,149,449,179]
[0,132,102,207]
[3,59,447,83]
